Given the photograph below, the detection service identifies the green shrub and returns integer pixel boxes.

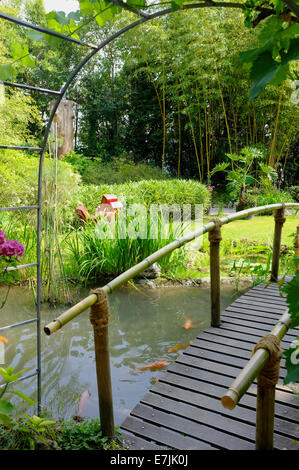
[64,152,95,176]
[66,213,187,281]
[81,155,168,185]
[287,186,299,202]
[75,179,211,215]
[0,150,81,225]
[246,187,294,212]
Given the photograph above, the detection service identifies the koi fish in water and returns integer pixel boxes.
[0,336,8,344]
[168,343,190,353]
[182,319,195,330]
[78,390,90,416]
[136,361,170,372]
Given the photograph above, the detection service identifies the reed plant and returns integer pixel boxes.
[66,211,188,283]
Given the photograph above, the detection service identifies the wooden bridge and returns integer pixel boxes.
[120,278,299,450]
[44,203,299,451]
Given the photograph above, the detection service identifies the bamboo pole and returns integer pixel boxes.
[221,310,290,410]
[256,378,276,450]
[271,205,286,282]
[44,203,299,335]
[89,289,114,437]
[209,219,222,327]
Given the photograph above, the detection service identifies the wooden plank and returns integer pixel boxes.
[226,302,286,315]
[130,403,255,450]
[222,311,280,326]
[201,325,295,348]
[121,431,170,450]
[121,415,215,450]
[150,374,299,449]
[220,317,297,337]
[161,369,299,411]
[142,392,298,450]
[232,297,286,312]
[243,292,286,304]
[218,321,297,341]
[182,347,287,379]
[225,305,283,321]
[140,394,256,447]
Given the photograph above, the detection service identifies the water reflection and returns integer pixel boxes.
[0,284,244,424]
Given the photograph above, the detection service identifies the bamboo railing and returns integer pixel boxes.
[221,311,291,450]
[44,202,299,439]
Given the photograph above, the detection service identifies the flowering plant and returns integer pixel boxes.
[0,231,25,258]
[0,230,25,309]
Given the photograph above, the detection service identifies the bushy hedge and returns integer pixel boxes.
[287,186,299,202]
[245,187,294,214]
[0,150,81,223]
[75,179,211,214]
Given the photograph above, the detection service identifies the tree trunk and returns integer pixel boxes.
[50,99,76,159]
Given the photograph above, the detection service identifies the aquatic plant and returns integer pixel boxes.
[0,366,35,426]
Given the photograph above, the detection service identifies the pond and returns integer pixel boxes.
[0,284,246,425]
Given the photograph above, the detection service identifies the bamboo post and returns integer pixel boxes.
[271,205,286,282]
[255,335,282,450]
[295,226,299,271]
[89,288,114,437]
[209,219,222,327]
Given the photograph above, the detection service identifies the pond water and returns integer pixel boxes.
[0,284,245,425]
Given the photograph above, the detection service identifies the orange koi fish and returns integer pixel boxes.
[0,336,8,344]
[182,319,195,330]
[168,343,190,353]
[136,361,170,372]
[78,390,90,416]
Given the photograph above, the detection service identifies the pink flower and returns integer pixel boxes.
[0,239,25,258]
[0,230,6,245]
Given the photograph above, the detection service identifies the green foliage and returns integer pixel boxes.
[0,367,35,427]
[288,186,299,202]
[64,152,94,176]
[246,187,294,209]
[57,418,122,450]
[211,145,276,208]
[81,155,169,185]
[280,261,299,387]
[67,213,187,281]
[281,268,299,329]
[75,179,211,215]
[240,8,299,99]
[0,151,81,225]
[0,416,122,450]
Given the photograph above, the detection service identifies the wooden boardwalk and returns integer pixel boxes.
[120,280,299,450]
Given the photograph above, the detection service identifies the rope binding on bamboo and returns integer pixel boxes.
[89,287,110,336]
[208,218,222,244]
[274,203,286,226]
[252,334,282,389]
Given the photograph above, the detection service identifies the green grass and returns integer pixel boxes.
[214,215,299,245]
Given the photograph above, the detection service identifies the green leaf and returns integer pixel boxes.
[0,64,15,81]
[258,16,283,46]
[281,37,299,65]
[8,391,35,406]
[127,0,146,8]
[0,413,11,426]
[27,29,44,42]
[245,175,254,184]
[0,400,14,415]
[210,162,229,176]
[249,52,278,100]
[21,55,35,68]
[283,340,299,385]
